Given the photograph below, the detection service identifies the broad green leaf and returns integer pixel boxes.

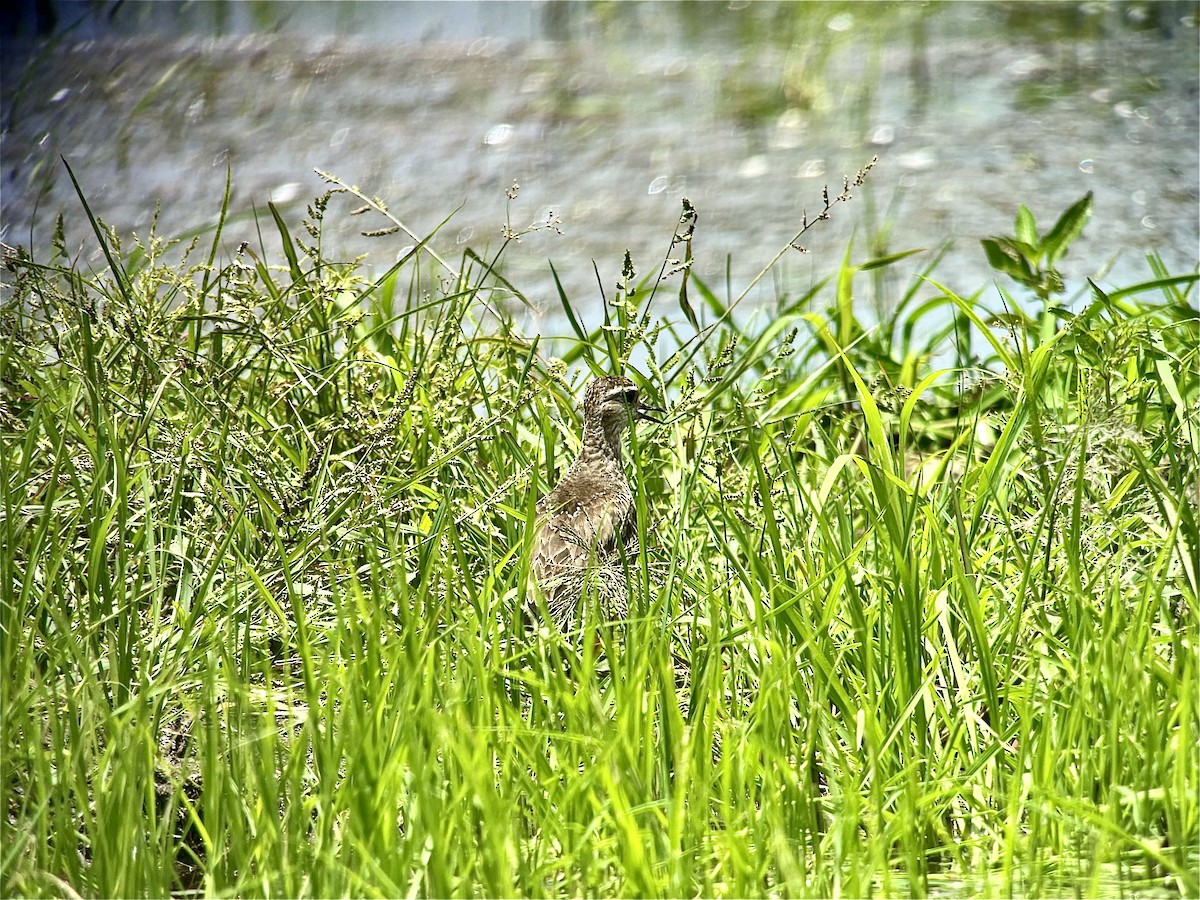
[981,237,1037,285]
[1041,190,1093,266]
[1015,204,1038,246]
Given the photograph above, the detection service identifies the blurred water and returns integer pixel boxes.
[2,1,1197,337]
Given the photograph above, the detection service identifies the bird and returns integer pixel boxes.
[528,375,662,635]
[525,377,721,761]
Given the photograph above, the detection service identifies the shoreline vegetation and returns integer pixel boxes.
[1,164,1197,897]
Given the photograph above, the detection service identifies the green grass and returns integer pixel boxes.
[1,172,1197,898]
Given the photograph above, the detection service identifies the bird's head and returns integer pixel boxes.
[584,375,663,434]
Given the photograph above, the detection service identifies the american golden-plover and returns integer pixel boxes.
[529,375,661,634]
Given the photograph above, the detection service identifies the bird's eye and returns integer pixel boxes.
[606,388,638,405]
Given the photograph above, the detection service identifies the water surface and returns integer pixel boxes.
[2,1,1197,332]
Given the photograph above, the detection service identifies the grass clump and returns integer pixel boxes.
[1,165,1197,898]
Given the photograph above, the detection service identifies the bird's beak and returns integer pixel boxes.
[637,401,666,424]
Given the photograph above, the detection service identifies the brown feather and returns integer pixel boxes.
[528,376,651,631]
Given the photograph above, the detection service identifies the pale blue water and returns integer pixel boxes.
[2,1,1197,337]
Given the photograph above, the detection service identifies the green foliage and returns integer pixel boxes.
[982,192,1093,301]
[1,173,1196,898]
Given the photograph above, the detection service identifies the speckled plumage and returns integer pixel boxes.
[530,376,656,633]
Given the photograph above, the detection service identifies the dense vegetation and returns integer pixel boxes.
[2,167,1196,897]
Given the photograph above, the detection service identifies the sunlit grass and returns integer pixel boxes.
[1,169,1196,898]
